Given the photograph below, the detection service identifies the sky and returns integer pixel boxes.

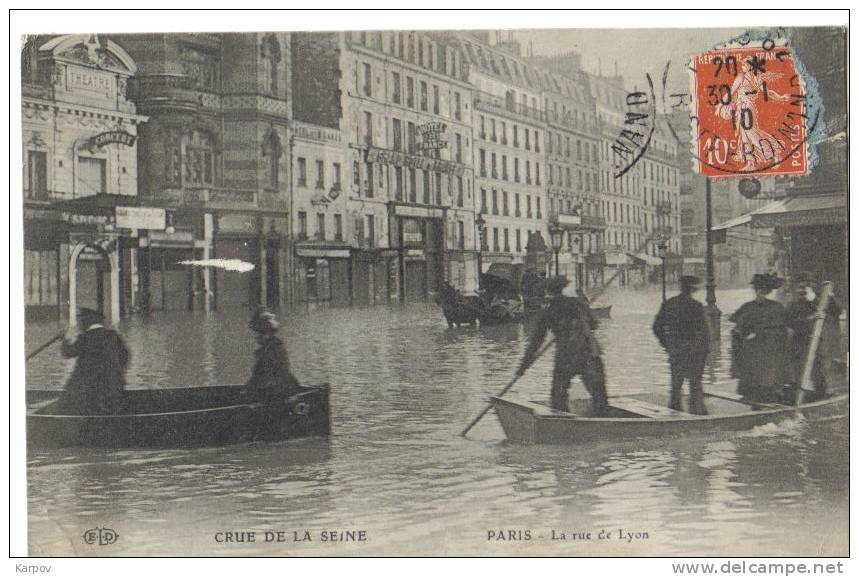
[511,28,747,94]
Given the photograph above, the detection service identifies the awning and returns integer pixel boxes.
[628,252,662,266]
[750,193,847,229]
[296,248,351,258]
[712,199,785,232]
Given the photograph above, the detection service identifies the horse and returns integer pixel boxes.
[436,283,480,327]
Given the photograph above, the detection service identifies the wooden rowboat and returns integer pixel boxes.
[26,384,330,449]
[492,391,848,444]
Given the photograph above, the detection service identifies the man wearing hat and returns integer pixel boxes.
[785,274,842,402]
[247,310,301,402]
[729,273,790,403]
[516,276,608,414]
[60,307,129,414]
[652,275,710,414]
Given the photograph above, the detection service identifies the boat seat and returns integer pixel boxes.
[609,397,691,419]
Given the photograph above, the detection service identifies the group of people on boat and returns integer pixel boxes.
[516,271,841,417]
[58,307,302,415]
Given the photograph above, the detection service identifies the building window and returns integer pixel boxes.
[491,153,497,179]
[78,156,106,194]
[406,76,415,108]
[527,195,532,218]
[180,45,218,91]
[262,129,282,191]
[491,119,497,142]
[395,167,403,200]
[352,161,360,189]
[26,150,47,200]
[183,130,215,186]
[365,162,374,197]
[454,92,462,120]
[367,215,375,248]
[492,227,499,252]
[479,149,486,177]
[513,125,519,147]
[515,193,521,217]
[525,128,530,150]
[316,213,326,240]
[492,189,498,215]
[501,155,508,181]
[480,188,487,213]
[525,160,531,184]
[534,130,540,153]
[536,197,542,219]
[514,158,520,183]
[502,190,509,216]
[407,122,416,154]
[535,162,541,186]
[420,81,428,111]
[422,170,431,204]
[456,176,463,207]
[392,72,401,104]
[392,118,402,151]
[455,133,462,163]
[516,229,522,252]
[458,220,465,250]
[334,213,343,241]
[504,228,510,252]
[297,157,307,187]
[435,174,442,205]
[363,62,372,97]
[332,162,342,192]
[409,168,417,203]
[364,111,373,146]
[433,85,440,114]
[315,160,325,189]
[298,211,307,240]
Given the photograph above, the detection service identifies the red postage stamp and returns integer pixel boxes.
[690,43,809,178]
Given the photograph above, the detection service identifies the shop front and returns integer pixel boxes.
[294,243,352,306]
[390,204,446,303]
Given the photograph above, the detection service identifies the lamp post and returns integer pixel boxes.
[548,223,564,278]
[704,178,721,339]
[475,213,486,285]
[657,237,668,302]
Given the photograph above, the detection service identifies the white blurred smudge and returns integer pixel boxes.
[178,259,255,273]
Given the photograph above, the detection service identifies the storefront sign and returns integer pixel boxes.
[67,68,114,98]
[91,130,137,149]
[115,206,165,230]
[366,147,465,177]
[417,122,448,151]
[394,205,445,219]
[293,122,341,143]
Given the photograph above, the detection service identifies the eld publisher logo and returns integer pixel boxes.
[83,527,118,546]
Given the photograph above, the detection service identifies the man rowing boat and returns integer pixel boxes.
[516,276,608,415]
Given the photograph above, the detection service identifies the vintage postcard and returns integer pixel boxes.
[12,11,849,560]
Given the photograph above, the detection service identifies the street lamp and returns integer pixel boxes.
[475,213,486,281]
[657,237,668,302]
[548,223,565,278]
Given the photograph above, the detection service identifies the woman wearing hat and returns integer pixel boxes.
[729,273,790,403]
[247,310,301,402]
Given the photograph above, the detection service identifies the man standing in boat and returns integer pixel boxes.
[60,307,129,414]
[652,275,710,414]
[516,276,608,415]
[247,310,302,402]
[785,275,842,403]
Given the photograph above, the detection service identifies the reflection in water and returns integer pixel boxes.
[24,289,847,556]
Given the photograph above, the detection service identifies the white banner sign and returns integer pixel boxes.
[115,207,166,230]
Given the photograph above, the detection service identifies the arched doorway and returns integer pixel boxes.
[68,239,120,327]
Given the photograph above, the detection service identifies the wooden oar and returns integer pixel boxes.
[26,332,65,361]
[460,338,554,438]
[797,281,833,406]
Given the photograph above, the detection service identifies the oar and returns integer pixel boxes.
[26,332,65,361]
[796,281,833,406]
[461,338,554,438]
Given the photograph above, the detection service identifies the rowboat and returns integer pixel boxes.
[492,390,848,444]
[26,384,330,449]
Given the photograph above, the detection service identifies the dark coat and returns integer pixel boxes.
[61,326,129,414]
[247,334,299,401]
[729,298,789,400]
[522,296,598,372]
[652,293,710,377]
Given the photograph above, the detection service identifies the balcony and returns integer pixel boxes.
[129,74,199,110]
[149,186,287,212]
[473,91,544,123]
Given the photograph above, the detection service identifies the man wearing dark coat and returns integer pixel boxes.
[729,273,790,403]
[652,275,710,414]
[247,310,301,402]
[60,308,129,414]
[785,275,842,402]
[517,276,608,415]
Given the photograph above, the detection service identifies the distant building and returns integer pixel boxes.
[22,34,147,321]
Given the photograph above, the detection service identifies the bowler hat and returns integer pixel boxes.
[546,276,570,294]
[249,310,280,333]
[680,275,701,290]
[77,307,104,327]
[750,273,784,292]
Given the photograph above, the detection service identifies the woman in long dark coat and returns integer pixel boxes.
[247,311,301,403]
[729,274,790,403]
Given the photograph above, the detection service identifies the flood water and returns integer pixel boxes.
[23,288,848,556]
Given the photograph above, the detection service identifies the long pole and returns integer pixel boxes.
[661,255,667,302]
[797,282,833,405]
[461,338,554,438]
[705,178,721,339]
[554,249,560,278]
